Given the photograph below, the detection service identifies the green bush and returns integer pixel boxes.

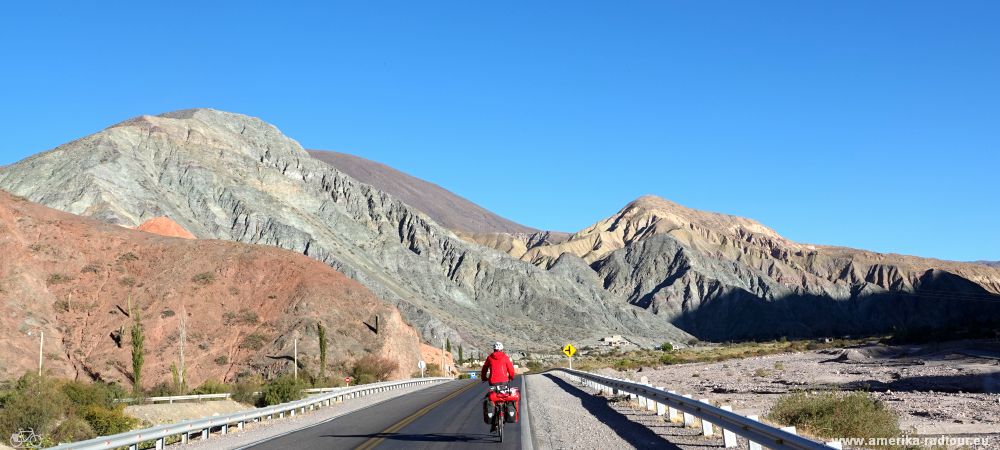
[62,381,124,410]
[0,374,69,437]
[231,377,263,405]
[51,415,95,442]
[660,342,674,352]
[766,392,900,441]
[191,380,230,395]
[258,376,305,407]
[351,355,399,384]
[80,404,138,436]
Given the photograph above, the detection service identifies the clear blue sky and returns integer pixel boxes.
[1,1,997,261]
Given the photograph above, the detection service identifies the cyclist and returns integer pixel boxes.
[481,342,516,431]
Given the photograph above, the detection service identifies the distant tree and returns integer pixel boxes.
[445,338,451,354]
[458,345,464,365]
[660,342,674,353]
[130,297,145,393]
[317,323,328,380]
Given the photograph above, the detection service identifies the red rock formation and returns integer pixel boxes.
[136,217,196,239]
[0,191,422,388]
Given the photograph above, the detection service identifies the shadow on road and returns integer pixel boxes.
[320,432,496,444]
[543,373,682,450]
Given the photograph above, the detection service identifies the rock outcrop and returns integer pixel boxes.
[0,191,422,386]
[136,216,196,239]
[0,110,691,350]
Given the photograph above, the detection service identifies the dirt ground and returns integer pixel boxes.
[125,399,251,426]
[596,340,1000,437]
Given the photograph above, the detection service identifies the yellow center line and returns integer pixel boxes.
[354,380,481,450]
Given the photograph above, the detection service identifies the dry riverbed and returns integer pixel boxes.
[594,340,1000,441]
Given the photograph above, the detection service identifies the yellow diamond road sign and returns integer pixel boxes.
[562,344,576,358]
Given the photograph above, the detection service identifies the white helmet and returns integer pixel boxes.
[493,342,504,351]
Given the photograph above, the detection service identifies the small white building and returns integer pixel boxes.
[600,335,629,347]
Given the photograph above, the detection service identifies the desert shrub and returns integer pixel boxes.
[119,276,136,287]
[240,334,267,351]
[658,353,677,365]
[224,309,259,326]
[147,381,179,398]
[0,374,69,437]
[81,264,101,274]
[51,415,95,442]
[117,252,139,262]
[660,342,674,352]
[80,404,138,436]
[774,361,786,371]
[351,355,399,384]
[62,380,124,410]
[766,392,899,441]
[214,355,229,365]
[753,368,770,377]
[191,380,230,395]
[191,272,215,285]
[257,376,305,407]
[231,376,263,405]
[46,273,73,285]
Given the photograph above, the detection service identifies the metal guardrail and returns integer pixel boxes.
[116,387,346,404]
[556,369,838,450]
[51,378,451,450]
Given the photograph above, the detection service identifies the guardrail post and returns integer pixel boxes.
[667,390,681,423]
[155,438,164,450]
[646,385,656,412]
[700,398,715,435]
[681,394,696,427]
[747,415,764,450]
[782,426,797,435]
[182,432,189,445]
[721,405,738,448]
[202,428,209,440]
[129,444,137,450]
[654,386,666,416]
[222,424,229,435]
[238,421,245,431]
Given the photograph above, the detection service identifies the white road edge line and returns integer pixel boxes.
[521,375,535,450]
[233,380,453,450]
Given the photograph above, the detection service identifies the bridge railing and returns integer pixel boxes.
[555,368,842,450]
[51,377,451,450]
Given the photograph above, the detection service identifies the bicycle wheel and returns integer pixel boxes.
[498,416,503,443]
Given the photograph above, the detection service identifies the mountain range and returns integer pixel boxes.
[0,109,690,355]
[1,108,997,358]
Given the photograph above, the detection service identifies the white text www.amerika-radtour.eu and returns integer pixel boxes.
[832,436,991,448]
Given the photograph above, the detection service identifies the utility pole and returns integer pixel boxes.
[179,304,186,389]
[38,330,44,376]
[441,340,446,375]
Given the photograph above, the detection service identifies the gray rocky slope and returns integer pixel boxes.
[307,150,541,234]
[476,196,1000,341]
[0,109,691,350]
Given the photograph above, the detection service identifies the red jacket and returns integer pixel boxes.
[481,351,516,384]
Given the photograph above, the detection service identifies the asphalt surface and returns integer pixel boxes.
[245,378,528,450]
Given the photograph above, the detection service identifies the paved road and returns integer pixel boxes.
[245,378,528,450]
